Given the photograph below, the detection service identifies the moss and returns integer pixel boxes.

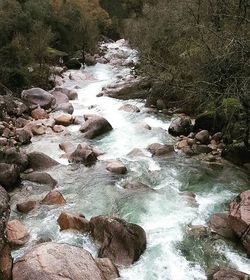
[221,98,243,119]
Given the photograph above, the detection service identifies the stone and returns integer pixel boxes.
[0,163,20,191]
[16,201,37,214]
[53,125,64,133]
[209,213,237,240]
[2,148,29,172]
[195,130,210,144]
[168,116,192,136]
[147,143,174,156]
[27,152,59,171]
[210,268,250,280]
[127,148,145,158]
[12,242,117,280]
[95,258,120,280]
[80,114,113,139]
[31,106,48,120]
[6,220,29,246]
[21,172,58,188]
[21,88,56,109]
[54,114,74,126]
[106,160,127,174]
[119,104,140,113]
[31,124,46,136]
[176,139,188,149]
[123,181,152,191]
[41,191,66,205]
[57,212,90,233]
[54,102,74,114]
[16,128,32,145]
[90,216,146,266]
[15,117,29,128]
[68,144,98,166]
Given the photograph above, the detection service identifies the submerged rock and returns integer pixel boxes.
[12,242,118,280]
[147,143,174,156]
[123,181,152,191]
[80,114,113,139]
[106,160,127,175]
[90,215,146,266]
[119,104,140,113]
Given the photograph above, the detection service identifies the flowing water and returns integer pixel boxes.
[11,40,250,280]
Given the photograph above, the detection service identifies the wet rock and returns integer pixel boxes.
[96,258,120,280]
[41,191,66,205]
[123,181,152,191]
[51,90,69,104]
[53,87,78,100]
[119,104,140,113]
[127,148,145,158]
[90,216,146,266]
[54,113,74,126]
[57,212,90,232]
[147,143,174,156]
[12,242,116,280]
[210,268,250,280]
[85,53,97,66]
[0,186,11,280]
[16,200,37,214]
[16,128,32,144]
[53,125,64,133]
[68,144,97,166]
[21,88,56,109]
[80,114,113,139]
[106,160,127,174]
[21,172,58,188]
[27,152,59,171]
[195,130,210,144]
[176,139,188,149]
[6,219,29,246]
[31,106,48,120]
[209,213,237,240]
[59,142,75,154]
[0,163,20,191]
[168,116,192,136]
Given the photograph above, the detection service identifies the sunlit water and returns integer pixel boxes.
[11,39,250,279]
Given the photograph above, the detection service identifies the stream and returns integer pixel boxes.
[10,39,250,280]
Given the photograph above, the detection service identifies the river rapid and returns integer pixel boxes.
[10,40,250,280]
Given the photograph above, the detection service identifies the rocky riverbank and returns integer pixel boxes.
[0,39,250,280]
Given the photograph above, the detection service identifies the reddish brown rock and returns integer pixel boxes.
[90,216,146,266]
[147,143,174,156]
[53,125,64,133]
[106,160,127,175]
[96,258,120,280]
[0,244,12,280]
[16,200,37,214]
[211,268,250,280]
[31,106,48,120]
[6,220,29,246]
[57,212,90,233]
[41,191,66,205]
[176,139,188,149]
[54,114,74,126]
[12,242,117,280]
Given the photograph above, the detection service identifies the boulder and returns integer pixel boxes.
[195,130,210,144]
[106,160,127,175]
[119,104,140,113]
[80,115,113,139]
[12,242,118,280]
[53,88,78,100]
[210,268,250,280]
[21,88,56,109]
[51,91,69,105]
[168,116,192,136]
[96,258,120,280]
[90,216,146,266]
[68,144,97,166]
[31,106,48,120]
[15,128,32,145]
[6,219,29,246]
[41,191,66,205]
[54,114,74,126]
[30,124,46,136]
[85,54,97,66]
[16,201,37,214]
[0,186,12,280]
[147,143,174,156]
[53,125,64,133]
[57,212,90,233]
[27,152,59,171]
[21,172,58,188]
[209,213,237,240]
[0,163,20,191]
